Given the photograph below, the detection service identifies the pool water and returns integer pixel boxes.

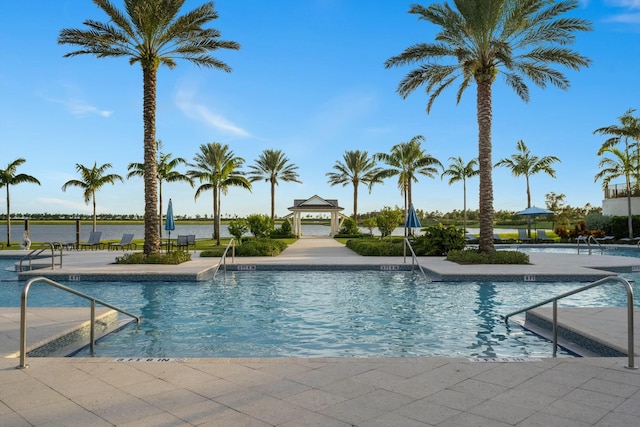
[517,245,640,258]
[2,262,638,359]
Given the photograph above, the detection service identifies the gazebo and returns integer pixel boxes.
[285,195,347,237]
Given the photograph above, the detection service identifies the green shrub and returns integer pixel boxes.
[228,218,249,242]
[339,217,360,235]
[412,224,465,256]
[446,249,529,264]
[376,206,403,237]
[235,238,287,256]
[361,217,377,236]
[346,238,404,256]
[115,250,191,264]
[554,226,570,240]
[200,248,225,257]
[246,214,274,238]
[271,219,294,238]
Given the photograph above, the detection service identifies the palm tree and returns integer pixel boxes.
[595,147,637,239]
[59,0,240,255]
[374,135,442,216]
[0,159,41,247]
[441,156,478,232]
[326,150,382,221]
[188,143,251,246]
[247,149,302,222]
[128,141,193,237]
[594,108,640,189]
[495,140,561,209]
[385,0,591,252]
[62,162,123,232]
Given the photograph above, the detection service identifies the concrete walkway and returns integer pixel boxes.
[1,237,640,425]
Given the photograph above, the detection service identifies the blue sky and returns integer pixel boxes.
[1,0,639,219]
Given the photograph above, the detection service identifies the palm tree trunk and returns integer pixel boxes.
[270,179,276,222]
[477,79,495,252]
[626,176,633,239]
[213,186,219,245]
[463,178,467,232]
[526,175,531,237]
[6,186,11,247]
[353,182,359,221]
[142,65,160,255]
[158,181,163,239]
[92,192,97,232]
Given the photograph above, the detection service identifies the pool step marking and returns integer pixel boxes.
[380,265,400,271]
[524,275,536,282]
[632,265,640,272]
[114,358,188,363]
[468,357,542,363]
[68,275,81,281]
[237,265,257,271]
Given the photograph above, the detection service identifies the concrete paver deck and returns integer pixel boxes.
[2,237,640,425]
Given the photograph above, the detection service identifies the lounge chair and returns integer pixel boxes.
[537,230,554,243]
[576,235,588,243]
[595,235,616,244]
[493,234,507,244]
[80,231,103,250]
[176,235,189,251]
[187,234,196,251]
[108,233,136,251]
[517,229,532,243]
[465,233,478,244]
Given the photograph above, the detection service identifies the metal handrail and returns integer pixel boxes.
[503,276,635,369]
[19,277,141,369]
[19,243,63,271]
[576,235,603,255]
[403,238,428,280]
[212,238,235,280]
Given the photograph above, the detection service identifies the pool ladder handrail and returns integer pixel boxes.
[212,238,235,280]
[503,276,636,369]
[403,238,428,280]
[19,242,63,271]
[18,276,141,369]
[576,235,604,255]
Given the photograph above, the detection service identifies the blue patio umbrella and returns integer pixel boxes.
[405,204,422,230]
[165,199,175,250]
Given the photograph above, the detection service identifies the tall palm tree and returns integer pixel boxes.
[128,141,193,237]
[374,135,442,215]
[59,0,240,255]
[62,162,123,232]
[594,108,640,188]
[441,156,479,232]
[385,0,591,252]
[326,150,382,221]
[247,149,302,222]
[594,147,637,239]
[0,159,41,247]
[188,143,251,246]
[495,140,560,209]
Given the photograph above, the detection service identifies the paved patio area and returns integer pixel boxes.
[1,237,640,426]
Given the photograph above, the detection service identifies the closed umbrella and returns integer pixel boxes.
[405,204,422,230]
[165,199,175,251]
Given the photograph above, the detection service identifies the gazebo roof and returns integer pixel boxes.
[287,195,343,211]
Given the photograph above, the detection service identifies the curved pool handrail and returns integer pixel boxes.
[403,238,428,281]
[19,276,141,369]
[503,276,635,369]
[212,238,235,280]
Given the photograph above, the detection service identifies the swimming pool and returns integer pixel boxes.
[2,261,638,359]
[515,245,640,258]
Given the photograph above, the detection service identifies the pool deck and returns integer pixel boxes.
[2,237,640,426]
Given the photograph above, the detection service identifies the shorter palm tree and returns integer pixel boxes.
[188,143,251,245]
[248,149,301,222]
[128,141,193,237]
[62,162,123,232]
[0,158,41,247]
[326,150,382,221]
[442,157,478,232]
[594,147,636,239]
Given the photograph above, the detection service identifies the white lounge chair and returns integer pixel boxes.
[537,230,554,243]
[517,229,531,243]
[80,231,103,250]
[595,235,615,243]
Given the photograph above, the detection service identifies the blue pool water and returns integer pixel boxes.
[2,260,638,359]
[517,245,640,258]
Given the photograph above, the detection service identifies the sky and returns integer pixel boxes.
[1,0,639,220]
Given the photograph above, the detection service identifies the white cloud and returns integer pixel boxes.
[606,0,640,9]
[175,88,251,138]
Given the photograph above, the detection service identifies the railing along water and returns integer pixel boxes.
[503,276,635,369]
[19,243,63,271]
[212,238,235,280]
[403,238,428,280]
[19,277,141,369]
